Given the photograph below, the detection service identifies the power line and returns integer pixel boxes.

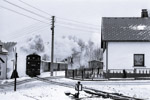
[3,0,51,21]
[18,0,53,16]
[56,21,100,30]
[0,5,50,25]
[57,17,99,27]
[7,24,50,39]
[56,24,98,33]
[8,25,50,41]
[17,0,99,27]
[0,5,96,39]
[5,0,98,30]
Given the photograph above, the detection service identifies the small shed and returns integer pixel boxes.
[88,60,103,69]
[0,44,8,79]
[41,60,68,72]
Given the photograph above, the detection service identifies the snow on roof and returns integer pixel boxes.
[0,47,8,54]
[130,25,147,30]
[2,48,8,53]
[102,17,150,41]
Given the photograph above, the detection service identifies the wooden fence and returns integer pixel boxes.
[65,68,150,79]
[105,68,150,78]
[65,68,103,80]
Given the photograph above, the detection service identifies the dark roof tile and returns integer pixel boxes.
[102,17,150,41]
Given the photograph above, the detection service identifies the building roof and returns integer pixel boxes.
[102,17,150,42]
[0,45,8,55]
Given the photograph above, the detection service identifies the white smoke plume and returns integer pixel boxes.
[6,32,102,78]
[9,34,81,77]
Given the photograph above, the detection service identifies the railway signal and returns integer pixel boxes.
[75,81,82,98]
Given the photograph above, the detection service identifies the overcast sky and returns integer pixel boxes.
[0,0,150,42]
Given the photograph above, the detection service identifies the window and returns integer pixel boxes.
[134,54,144,66]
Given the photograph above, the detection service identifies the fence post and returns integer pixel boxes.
[92,68,93,74]
[65,68,68,78]
[75,69,77,77]
[82,69,84,80]
[97,68,99,77]
[73,70,74,79]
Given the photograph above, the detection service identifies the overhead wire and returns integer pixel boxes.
[7,24,50,39]
[55,24,98,33]
[0,5,51,40]
[18,0,53,16]
[0,5,50,25]
[1,0,100,40]
[56,21,100,30]
[3,0,51,21]
[5,0,99,31]
[8,25,50,41]
[18,0,100,27]
[56,17,99,27]
[0,4,95,38]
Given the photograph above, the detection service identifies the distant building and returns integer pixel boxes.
[0,44,8,79]
[101,9,150,77]
[41,60,68,72]
[88,60,103,69]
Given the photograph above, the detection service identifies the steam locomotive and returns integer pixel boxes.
[26,53,41,77]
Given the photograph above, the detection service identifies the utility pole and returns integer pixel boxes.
[51,16,55,76]
[14,51,17,91]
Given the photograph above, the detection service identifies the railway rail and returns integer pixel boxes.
[0,78,36,88]
[0,76,145,100]
[35,77,145,100]
[0,76,63,89]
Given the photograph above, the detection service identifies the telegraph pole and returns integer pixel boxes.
[51,16,55,76]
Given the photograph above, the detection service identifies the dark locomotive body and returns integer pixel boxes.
[26,53,41,77]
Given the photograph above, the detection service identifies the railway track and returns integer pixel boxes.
[35,77,145,100]
[0,78,36,88]
[0,77,145,100]
[0,76,64,89]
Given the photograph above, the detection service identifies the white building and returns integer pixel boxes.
[0,44,8,79]
[101,9,150,77]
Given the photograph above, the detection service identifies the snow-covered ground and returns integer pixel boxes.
[0,71,150,100]
[52,78,150,100]
[0,79,110,100]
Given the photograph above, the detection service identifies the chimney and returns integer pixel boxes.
[141,9,148,18]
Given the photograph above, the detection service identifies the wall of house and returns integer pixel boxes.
[103,42,150,70]
[0,54,7,79]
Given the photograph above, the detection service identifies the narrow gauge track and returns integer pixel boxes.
[35,77,144,100]
[0,76,64,89]
[0,78,36,88]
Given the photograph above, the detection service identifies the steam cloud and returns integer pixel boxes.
[7,33,101,78]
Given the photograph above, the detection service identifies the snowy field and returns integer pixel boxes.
[0,71,150,100]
